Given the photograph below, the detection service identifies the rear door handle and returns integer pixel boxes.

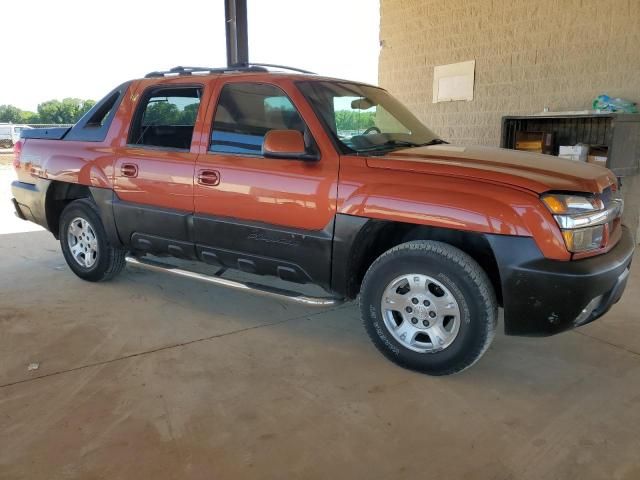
[121,163,138,178]
[197,169,220,186]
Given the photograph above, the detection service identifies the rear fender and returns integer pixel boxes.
[42,154,110,188]
[21,139,114,189]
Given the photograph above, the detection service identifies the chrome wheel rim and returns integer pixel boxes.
[381,274,461,353]
[67,217,98,268]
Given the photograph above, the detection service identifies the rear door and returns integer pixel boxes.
[113,82,207,257]
[192,78,340,287]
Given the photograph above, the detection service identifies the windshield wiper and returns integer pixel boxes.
[384,140,422,148]
[362,138,449,155]
[385,138,449,148]
[419,138,449,146]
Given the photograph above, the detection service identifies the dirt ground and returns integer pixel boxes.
[1,159,640,480]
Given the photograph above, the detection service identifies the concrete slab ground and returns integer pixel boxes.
[1,158,640,480]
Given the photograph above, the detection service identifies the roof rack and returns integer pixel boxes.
[145,65,265,78]
[244,63,316,74]
[144,63,316,78]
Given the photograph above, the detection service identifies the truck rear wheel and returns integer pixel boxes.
[359,240,497,375]
[59,199,125,282]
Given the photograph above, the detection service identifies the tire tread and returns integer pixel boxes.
[60,198,126,282]
[359,240,497,375]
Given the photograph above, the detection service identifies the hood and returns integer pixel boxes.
[366,145,617,194]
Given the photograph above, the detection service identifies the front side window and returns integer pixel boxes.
[129,87,201,150]
[210,83,307,155]
[298,81,441,154]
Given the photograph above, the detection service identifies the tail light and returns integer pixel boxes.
[12,139,23,169]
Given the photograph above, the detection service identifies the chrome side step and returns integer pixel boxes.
[125,256,343,307]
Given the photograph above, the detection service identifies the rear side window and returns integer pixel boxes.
[210,83,306,155]
[85,91,119,127]
[64,82,130,142]
[129,86,202,150]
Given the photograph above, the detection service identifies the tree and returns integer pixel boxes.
[335,110,376,132]
[20,111,40,124]
[181,102,200,125]
[142,102,181,125]
[37,98,96,124]
[142,101,200,125]
[0,105,24,123]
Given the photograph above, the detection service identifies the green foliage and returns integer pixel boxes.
[182,103,200,125]
[37,98,96,124]
[19,111,40,124]
[0,105,23,123]
[143,101,199,125]
[0,98,96,125]
[335,110,376,132]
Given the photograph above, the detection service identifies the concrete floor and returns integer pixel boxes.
[2,156,640,479]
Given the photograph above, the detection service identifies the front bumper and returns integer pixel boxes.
[486,226,634,336]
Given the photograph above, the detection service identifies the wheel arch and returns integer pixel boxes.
[44,181,121,245]
[45,181,92,238]
[332,215,503,306]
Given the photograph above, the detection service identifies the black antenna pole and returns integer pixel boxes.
[225,0,249,66]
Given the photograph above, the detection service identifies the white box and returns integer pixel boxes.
[558,145,589,162]
[588,155,607,167]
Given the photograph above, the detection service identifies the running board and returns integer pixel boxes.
[125,256,343,307]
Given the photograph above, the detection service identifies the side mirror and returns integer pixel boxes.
[263,129,318,161]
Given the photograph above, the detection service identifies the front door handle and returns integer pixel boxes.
[121,163,138,178]
[197,169,220,186]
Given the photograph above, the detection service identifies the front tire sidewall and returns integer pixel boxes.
[60,200,112,282]
[361,244,495,375]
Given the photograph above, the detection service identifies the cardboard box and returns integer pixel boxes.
[515,131,554,154]
[587,155,607,167]
[587,146,608,167]
[558,144,589,162]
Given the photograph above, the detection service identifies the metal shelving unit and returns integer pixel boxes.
[501,113,640,176]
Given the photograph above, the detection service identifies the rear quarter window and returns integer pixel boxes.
[64,82,131,142]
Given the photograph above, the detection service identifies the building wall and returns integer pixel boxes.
[378,0,640,239]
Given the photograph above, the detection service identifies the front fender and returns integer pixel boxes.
[337,163,568,260]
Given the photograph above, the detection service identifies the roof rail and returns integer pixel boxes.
[145,65,267,78]
[237,63,317,74]
[144,63,317,78]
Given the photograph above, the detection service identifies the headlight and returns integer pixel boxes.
[541,193,623,253]
[541,194,603,215]
[561,225,605,252]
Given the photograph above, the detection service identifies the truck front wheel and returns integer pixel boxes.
[359,240,497,375]
[59,199,125,282]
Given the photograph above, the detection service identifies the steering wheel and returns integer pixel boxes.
[362,126,381,135]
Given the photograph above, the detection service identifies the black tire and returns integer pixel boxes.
[59,198,126,282]
[359,240,497,376]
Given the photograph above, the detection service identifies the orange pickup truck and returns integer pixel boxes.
[11,65,634,375]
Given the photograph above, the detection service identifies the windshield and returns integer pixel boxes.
[297,81,441,154]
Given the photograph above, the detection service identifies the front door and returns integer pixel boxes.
[193,79,339,287]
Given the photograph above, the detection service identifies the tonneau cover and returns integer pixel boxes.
[21,127,71,140]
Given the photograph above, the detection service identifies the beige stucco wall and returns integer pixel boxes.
[378,0,640,239]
